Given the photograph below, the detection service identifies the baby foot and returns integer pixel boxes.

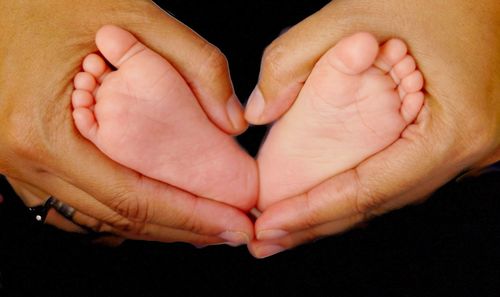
[258,32,424,210]
[71,25,257,210]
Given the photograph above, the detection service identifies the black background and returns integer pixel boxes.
[1,1,499,296]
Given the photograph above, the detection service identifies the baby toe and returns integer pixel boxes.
[74,72,97,92]
[401,70,424,93]
[375,39,408,73]
[401,91,424,124]
[83,54,107,76]
[83,54,111,84]
[72,90,94,108]
[392,55,417,81]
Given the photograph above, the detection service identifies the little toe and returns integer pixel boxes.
[401,70,424,93]
[72,108,98,141]
[83,54,110,83]
[72,90,94,108]
[374,39,408,73]
[96,25,147,69]
[74,72,97,92]
[323,32,379,75]
[401,91,424,124]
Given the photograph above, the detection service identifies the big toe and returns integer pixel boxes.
[95,25,145,68]
[324,32,379,75]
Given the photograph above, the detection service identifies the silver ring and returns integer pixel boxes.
[47,196,76,221]
[27,196,106,240]
[28,196,75,224]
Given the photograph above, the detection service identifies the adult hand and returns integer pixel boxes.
[248,0,500,258]
[7,177,125,246]
[0,0,253,246]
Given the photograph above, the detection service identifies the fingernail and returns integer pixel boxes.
[226,94,246,131]
[245,87,266,123]
[257,229,288,241]
[218,231,250,247]
[256,244,285,259]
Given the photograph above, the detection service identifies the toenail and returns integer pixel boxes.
[257,229,288,241]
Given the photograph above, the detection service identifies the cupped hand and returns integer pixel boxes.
[0,0,253,246]
[248,0,500,258]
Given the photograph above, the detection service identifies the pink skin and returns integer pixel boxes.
[257,32,424,211]
[71,25,257,211]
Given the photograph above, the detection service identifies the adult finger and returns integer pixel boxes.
[253,103,475,241]
[0,0,253,245]
[33,166,254,246]
[249,215,363,259]
[119,2,247,134]
[6,176,234,246]
[8,133,253,245]
[7,176,106,234]
[244,0,406,125]
[250,0,499,256]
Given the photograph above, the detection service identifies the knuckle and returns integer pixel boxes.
[350,171,386,216]
[179,198,204,234]
[198,43,229,82]
[108,188,151,224]
[303,193,323,229]
[261,42,294,83]
[354,182,387,216]
[108,216,147,236]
